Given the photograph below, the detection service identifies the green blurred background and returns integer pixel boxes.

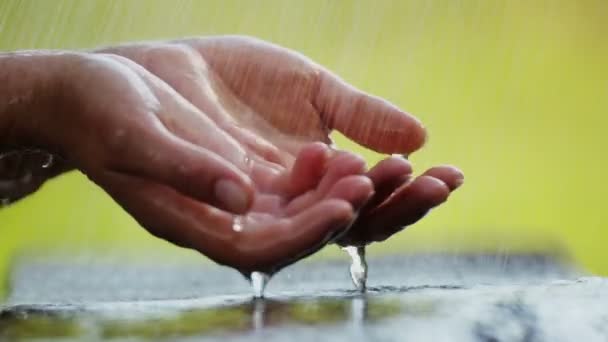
[0,0,607,300]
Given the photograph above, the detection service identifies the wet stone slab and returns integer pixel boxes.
[1,254,607,341]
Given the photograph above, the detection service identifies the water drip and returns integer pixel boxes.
[343,246,368,292]
[250,271,270,298]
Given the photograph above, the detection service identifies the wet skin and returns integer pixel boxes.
[101,36,463,246]
[0,36,463,274]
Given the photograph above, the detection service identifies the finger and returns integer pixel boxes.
[338,175,450,245]
[267,142,330,197]
[224,125,287,165]
[100,43,231,124]
[284,151,368,215]
[324,175,374,210]
[105,52,252,172]
[254,142,330,196]
[362,156,412,211]
[372,175,450,229]
[105,44,291,171]
[101,170,354,275]
[247,157,285,192]
[288,142,330,194]
[249,193,284,215]
[315,70,426,154]
[316,151,367,194]
[102,126,254,214]
[421,165,464,190]
[97,171,237,258]
[284,174,373,217]
[236,199,355,274]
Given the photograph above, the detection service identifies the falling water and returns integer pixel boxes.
[343,246,368,292]
[250,271,270,298]
[234,215,270,298]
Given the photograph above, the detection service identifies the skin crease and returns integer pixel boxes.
[0,36,463,275]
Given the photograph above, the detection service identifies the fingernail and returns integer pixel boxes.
[453,177,465,189]
[215,179,251,214]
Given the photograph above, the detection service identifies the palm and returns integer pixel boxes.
[104,36,462,253]
[91,44,374,277]
[189,36,463,246]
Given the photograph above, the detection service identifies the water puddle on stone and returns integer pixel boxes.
[0,294,407,341]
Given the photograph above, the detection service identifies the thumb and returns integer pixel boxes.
[315,70,427,154]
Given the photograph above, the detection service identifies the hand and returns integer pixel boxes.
[337,158,463,246]
[102,36,464,247]
[192,36,464,246]
[1,52,373,275]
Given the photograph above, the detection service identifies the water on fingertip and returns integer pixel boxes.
[232,216,244,232]
[391,153,409,160]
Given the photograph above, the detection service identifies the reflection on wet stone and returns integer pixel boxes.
[0,296,403,340]
[0,308,83,340]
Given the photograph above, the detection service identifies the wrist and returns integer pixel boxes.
[0,51,71,149]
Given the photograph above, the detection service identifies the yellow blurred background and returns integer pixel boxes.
[1,0,607,299]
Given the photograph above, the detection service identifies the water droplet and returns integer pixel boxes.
[391,153,409,159]
[243,155,253,171]
[343,246,367,292]
[233,216,244,232]
[250,271,270,298]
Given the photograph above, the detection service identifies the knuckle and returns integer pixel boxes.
[144,44,209,89]
[146,44,203,70]
[100,53,135,66]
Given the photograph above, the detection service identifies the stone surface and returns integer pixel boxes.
[1,254,607,341]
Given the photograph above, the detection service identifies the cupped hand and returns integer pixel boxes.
[5,52,373,275]
[103,36,463,248]
[194,36,465,246]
